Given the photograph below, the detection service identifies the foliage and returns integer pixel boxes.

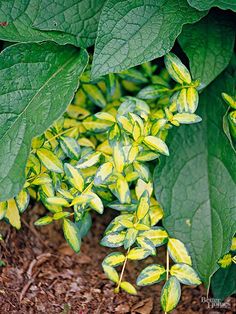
[0,1,235,311]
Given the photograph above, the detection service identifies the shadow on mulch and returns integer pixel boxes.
[0,203,235,314]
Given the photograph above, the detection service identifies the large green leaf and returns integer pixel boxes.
[178,12,235,87]
[33,0,107,48]
[0,0,78,46]
[0,42,88,201]
[0,0,29,22]
[211,263,236,300]
[154,67,236,286]
[188,0,236,11]
[91,0,206,78]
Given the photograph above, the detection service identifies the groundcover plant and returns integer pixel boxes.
[0,0,235,312]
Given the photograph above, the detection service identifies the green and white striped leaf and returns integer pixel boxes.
[137,264,166,286]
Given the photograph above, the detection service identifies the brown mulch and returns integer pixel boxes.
[0,204,235,314]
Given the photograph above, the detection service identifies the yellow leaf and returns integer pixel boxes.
[137,190,150,220]
[165,53,191,84]
[0,201,7,220]
[173,113,202,124]
[218,253,232,268]
[15,189,29,213]
[120,281,137,295]
[64,163,84,192]
[143,136,169,156]
[116,177,131,204]
[141,228,168,246]
[161,276,181,312]
[168,238,192,265]
[170,264,201,285]
[37,148,63,173]
[128,145,139,163]
[127,247,151,260]
[113,143,125,173]
[94,162,113,186]
[47,197,70,207]
[63,219,81,253]
[117,115,133,133]
[103,265,119,283]
[135,179,153,199]
[95,112,116,122]
[103,252,125,267]
[5,199,21,230]
[137,264,166,286]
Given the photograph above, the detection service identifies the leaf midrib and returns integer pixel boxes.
[0,49,78,142]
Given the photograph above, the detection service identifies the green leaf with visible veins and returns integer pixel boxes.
[178,11,235,87]
[0,0,78,46]
[91,0,207,78]
[211,263,236,300]
[0,0,29,22]
[154,66,236,286]
[33,0,107,48]
[188,0,236,11]
[211,263,236,299]
[0,42,88,201]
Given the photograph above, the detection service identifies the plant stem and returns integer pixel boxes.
[164,249,170,314]
[116,247,130,292]
[166,249,169,281]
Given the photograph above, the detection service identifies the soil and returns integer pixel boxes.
[0,203,235,314]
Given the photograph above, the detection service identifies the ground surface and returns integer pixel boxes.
[0,203,235,314]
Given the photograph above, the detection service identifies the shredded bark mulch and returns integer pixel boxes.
[0,203,235,314]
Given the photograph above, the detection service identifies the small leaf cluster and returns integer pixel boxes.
[217,236,236,269]
[222,92,236,139]
[0,53,202,312]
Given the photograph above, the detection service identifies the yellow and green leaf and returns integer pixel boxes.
[37,148,63,173]
[168,238,192,265]
[137,264,166,286]
[63,218,81,253]
[161,276,181,313]
[170,263,201,285]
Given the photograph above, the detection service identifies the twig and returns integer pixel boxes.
[19,270,40,302]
